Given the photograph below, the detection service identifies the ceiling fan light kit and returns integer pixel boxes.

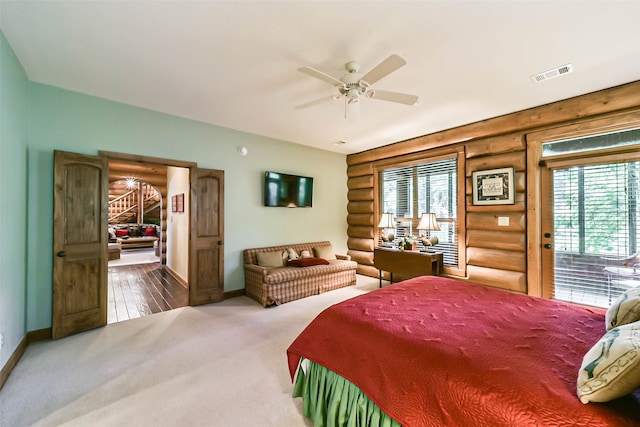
[296,54,419,117]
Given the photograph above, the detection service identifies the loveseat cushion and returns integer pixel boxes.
[257,250,286,267]
[244,241,334,265]
[313,244,336,260]
[263,260,356,284]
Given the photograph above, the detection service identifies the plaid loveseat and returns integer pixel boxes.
[243,241,357,307]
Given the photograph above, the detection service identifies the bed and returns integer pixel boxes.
[287,276,640,426]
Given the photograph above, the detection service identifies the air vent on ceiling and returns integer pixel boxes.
[530,63,573,83]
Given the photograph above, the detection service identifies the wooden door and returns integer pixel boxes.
[53,151,108,339]
[189,168,224,305]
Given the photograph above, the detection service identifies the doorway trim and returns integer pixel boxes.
[525,109,640,299]
[99,151,197,168]
[100,151,197,266]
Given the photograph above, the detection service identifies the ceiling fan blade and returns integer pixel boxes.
[298,66,346,88]
[294,95,340,110]
[370,89,419,106]
[360,54,406,86]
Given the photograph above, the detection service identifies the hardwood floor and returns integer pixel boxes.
[108,261,189,324]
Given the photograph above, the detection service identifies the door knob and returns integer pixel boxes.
[217,240,223,245]
[57,251,67,257]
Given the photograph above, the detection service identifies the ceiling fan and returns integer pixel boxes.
[295,54,419,117]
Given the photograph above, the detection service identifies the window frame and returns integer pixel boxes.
[374,147,466,277]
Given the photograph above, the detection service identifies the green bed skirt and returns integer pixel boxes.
[292,359,402,427]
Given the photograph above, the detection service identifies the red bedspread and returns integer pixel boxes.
[287,276,640,426]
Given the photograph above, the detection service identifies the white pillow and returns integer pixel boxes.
[576,321,640,403]
[606,287,640,330]
[287,248,299,260]
[300,250,312,258]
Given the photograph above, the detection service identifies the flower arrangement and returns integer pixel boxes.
[397,235,417,251]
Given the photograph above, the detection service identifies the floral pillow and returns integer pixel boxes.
[576,321,640,403]
[605,287,640,330]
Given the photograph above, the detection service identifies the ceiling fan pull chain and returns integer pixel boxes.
[344,96,348,120]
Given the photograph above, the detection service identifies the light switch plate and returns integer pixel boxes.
[498,217,510,226]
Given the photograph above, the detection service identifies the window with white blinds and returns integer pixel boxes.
[548,134,640,307]
[380,157,458,268]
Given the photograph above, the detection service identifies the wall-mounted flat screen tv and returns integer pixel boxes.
[264,171,313,207]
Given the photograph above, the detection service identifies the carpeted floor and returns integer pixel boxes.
[0,275,380,427]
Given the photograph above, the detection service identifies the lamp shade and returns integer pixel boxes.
[377,213,396,229]
[417,213,441,231]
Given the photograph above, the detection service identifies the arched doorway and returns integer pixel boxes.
[108,178,162,267]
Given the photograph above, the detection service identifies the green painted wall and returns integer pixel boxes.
[26,83,348,331]
[0,30,29,368]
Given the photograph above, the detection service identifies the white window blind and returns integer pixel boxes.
[552,160,640,307]
[543,127,640,157]
[380,157,458,267]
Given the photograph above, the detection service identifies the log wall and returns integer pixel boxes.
[347,164,376,276]
[464,135,526,291]
[346,80,640,294]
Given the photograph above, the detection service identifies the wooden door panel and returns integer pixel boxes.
[190,168,224,305]
[64,165,103,243]
[195,175,220,236]
[194,248,219,291]
[61,260,101,314]
[53,151,108,339]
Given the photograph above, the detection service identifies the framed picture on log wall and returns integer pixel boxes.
[472,167,515,205]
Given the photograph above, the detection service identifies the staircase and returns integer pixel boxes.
[109,182,161,224]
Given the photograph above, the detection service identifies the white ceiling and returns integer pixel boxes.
[2,1,640,155]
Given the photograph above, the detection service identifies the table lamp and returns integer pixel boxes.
[417,213,440,252]
[377,213,396,245]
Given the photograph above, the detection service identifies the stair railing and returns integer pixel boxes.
[109,183,160,223]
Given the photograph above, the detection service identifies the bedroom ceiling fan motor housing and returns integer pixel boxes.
[341,61,365,103]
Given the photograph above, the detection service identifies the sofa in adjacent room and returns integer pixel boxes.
[243,241,357,307]
[108,223,160,250]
